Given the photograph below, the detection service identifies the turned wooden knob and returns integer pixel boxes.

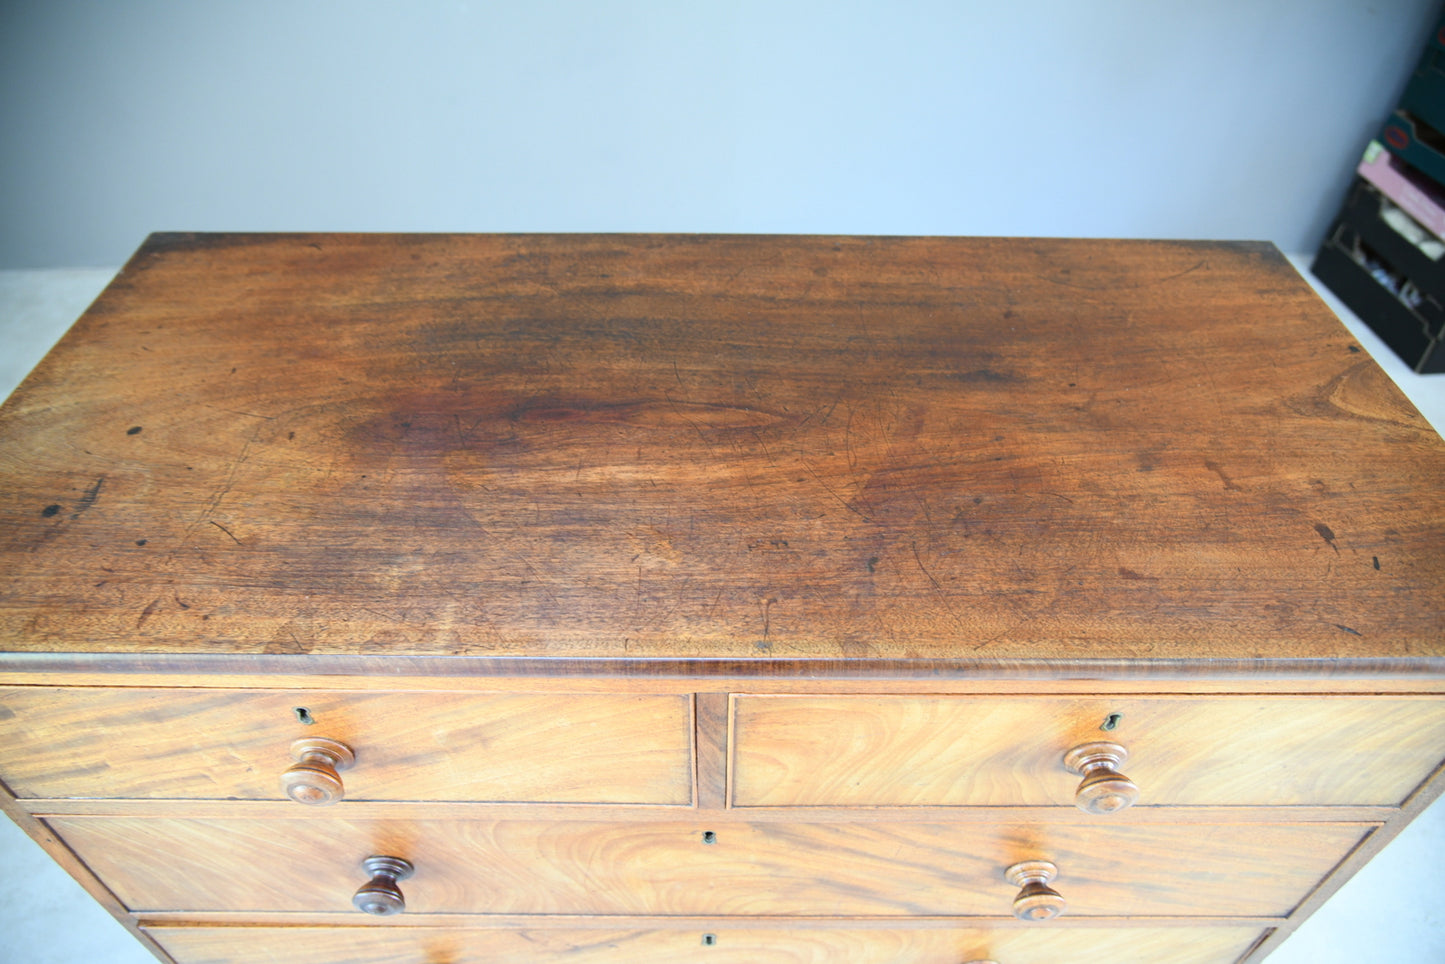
[281,737,355,806]
[1005,859,1065,921]
[1063,741,1139,814]
[352,855,414,916]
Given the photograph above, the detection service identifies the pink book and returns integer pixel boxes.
[1359,140,1445,241]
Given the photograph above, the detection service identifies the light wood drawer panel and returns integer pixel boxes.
[51,816,1367,918]
[147,924,1267,964]
[0,689,692,804]
[732,694,1445,807]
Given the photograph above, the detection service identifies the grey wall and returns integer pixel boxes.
[0,0,1438,268]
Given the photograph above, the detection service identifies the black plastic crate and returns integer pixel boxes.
[1312,229,1445,374]
[1341,177,1445,297]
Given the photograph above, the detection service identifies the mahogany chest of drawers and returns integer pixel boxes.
[1,234,1442,964]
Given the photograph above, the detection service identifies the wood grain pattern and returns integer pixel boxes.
[5,667,1445,694]
[0,234,1440,665]
[0,688,692,804]
[3,235,1444,964]
[731,694,1445,807]
[48,815,1370,918]
[146,923,1268,964]
[134,912,1286,928]
[24,799,1397,825]
[694,693,729,809]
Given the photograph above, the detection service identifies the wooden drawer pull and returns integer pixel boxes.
[1062,741,1139,814]
[1005,859,1065,921]
[280,737,355,806]
[352,855,414,916]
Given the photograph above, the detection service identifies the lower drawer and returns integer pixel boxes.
[50,816,1370,919]
[146,924,1269,964]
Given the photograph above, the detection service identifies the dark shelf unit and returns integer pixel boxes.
[1313,12,1445,373]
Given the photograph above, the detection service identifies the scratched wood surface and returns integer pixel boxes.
[731,694,1445,808]
[50,815,1367,918]
[0,688,692,803]
[0,233,1442,663]
[146,923,1268,964]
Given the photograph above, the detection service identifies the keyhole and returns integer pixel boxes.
[1101,712,1122,731]
[702,830,717,844]
[293,707,315,725]
[702,934,717,946]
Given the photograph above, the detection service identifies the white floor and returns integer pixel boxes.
[0,256,1441,963]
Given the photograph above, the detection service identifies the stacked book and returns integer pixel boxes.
[1313,16,1445,373]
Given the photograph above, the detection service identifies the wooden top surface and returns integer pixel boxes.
[1,233,1442,671]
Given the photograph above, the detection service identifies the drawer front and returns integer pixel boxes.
[51,816,1368,918]
[732,694,1445,807]
[0,689,692,804]
[147,924,1268,964]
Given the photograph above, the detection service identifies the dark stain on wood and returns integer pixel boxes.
[0,234,1440,665]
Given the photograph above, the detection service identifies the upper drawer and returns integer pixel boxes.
[0,688,692,805]
[731,694,1445,808]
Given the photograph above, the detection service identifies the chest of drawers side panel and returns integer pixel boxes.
[1235,750,1445,962]
[0,783,176,963]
